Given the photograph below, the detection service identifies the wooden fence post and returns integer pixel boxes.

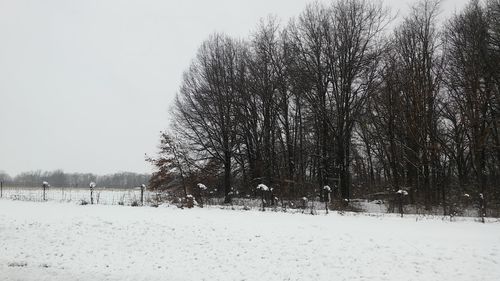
[396,189,408,217]
[480,193,486,223]
[141,184,145,206]
[42,181,49,201]
[323,185,332,214]
[90,182,96,204]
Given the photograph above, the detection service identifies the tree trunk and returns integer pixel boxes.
[224,151,232,204]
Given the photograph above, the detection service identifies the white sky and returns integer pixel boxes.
[0,0,468,176]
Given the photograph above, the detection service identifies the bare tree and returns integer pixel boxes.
[146,132,193,197]
[324,0,389,199]
[173,33,247,203]
[444,0,500,216]
[390,0,444,208]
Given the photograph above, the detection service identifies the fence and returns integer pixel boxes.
[1,185,497,220]
[0,186,151,206]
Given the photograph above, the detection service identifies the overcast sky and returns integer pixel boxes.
[0,0,468,177]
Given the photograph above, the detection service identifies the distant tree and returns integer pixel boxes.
[44,169,68,187]
[0,171,12,183]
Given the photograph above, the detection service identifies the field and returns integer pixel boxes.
[1,199,499,281]
[0,186,487,218]
[0,186,150,206]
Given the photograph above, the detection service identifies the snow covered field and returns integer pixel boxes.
[0,187,150,205]
[1,200,499,281]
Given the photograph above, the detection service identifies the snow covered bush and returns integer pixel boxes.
[117,194,125,205]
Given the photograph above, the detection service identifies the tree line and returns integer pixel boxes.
[0,170,150,188]
[149,0,500,214]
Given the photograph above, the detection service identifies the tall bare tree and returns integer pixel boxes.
[173,34,246,203]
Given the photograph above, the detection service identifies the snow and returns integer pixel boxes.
[1,187,149,206]
[197,183,207,190]
[396,189,408,196]
[0,200,499,281]
[256,183,269,191]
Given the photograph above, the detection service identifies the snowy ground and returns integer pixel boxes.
[1,200,499,281]
[1,187,487,217]
[0,187,150,205]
